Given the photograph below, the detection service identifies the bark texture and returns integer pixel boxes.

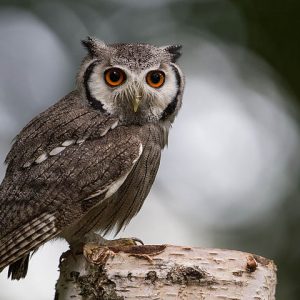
[55,244,277,300]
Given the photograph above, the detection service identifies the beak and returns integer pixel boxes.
[132,94,142,113]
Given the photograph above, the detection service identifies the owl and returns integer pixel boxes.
[0,37,184,280]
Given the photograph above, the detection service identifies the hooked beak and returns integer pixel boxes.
[132,94,142,113]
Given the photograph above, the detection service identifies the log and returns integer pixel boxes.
[55,244,277,300]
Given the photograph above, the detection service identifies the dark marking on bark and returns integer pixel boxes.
[77,266,123,300]
[127,272,133,282]
[232,270,243,277]
[166,265,210,286]
[145,271,158,284]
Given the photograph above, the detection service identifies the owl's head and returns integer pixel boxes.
[77,37,184,125]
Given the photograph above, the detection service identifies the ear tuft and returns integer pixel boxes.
[81,36,106,57]
[163,45,182,63]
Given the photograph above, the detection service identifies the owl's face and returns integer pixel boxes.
[77,37,184,125]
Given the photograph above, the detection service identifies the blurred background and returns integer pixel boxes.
[0,0,299,299]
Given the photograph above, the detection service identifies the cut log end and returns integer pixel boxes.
[55,244,277,300]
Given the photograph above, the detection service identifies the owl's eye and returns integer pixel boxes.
[146,70,165,88]
[104,68,126,87]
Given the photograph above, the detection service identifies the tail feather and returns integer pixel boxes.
[8,254,30,280]
[0,225,57,269]
[0,212,58,279]
[0,212,55,254]
[0,220,55,261]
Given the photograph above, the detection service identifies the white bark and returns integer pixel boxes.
[55,244,277,300]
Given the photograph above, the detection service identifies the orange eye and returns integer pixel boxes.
[146,70,165,88]
[104,68,126,87]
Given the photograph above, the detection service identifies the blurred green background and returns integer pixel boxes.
[0,0,299,299]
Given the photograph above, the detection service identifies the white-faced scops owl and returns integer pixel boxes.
[0,37,185,280]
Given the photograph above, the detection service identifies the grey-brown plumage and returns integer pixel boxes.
[0,37,185,280]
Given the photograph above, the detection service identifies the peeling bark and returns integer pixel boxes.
[55,245,277,300]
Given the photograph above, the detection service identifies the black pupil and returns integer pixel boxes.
[151,72,161,84]
[109,69,121,82]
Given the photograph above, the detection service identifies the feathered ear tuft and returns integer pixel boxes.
[163,45,182,63]
[81,36,106,57]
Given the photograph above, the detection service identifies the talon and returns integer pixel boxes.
[130,237,144,245]
[99,237,144,247]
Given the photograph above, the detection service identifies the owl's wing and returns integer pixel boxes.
[0,127,143,274]
[0,126,143,274]
[0,93,143,273]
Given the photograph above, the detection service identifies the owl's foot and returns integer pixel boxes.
[82,235,144,264]
[69,233,144,258]
[89,232,144,246]
[78,232,143,246]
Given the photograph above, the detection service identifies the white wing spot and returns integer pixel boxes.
[82,143,143,201]
[62,140,76,147]
[35,153,48,164]
[133,144,143,164]
[105,173,130,199]
[49,146,66,156]
[100,127,109,137]
[76,138,86,145]
[84,188,107,201]
[110,120,119,130]
[26,137,85,167]
[23,161,32,168]
[105,143,143,198]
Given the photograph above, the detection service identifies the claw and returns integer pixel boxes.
[130,237,144,245]
[102,237,144,247]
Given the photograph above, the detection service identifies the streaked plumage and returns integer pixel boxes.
[0,37,185,279]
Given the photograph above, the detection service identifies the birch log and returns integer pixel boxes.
[55,244,277,300]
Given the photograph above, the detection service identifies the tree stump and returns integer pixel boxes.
[55,244,277,300]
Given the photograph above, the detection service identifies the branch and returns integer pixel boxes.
[55,244,277,300]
